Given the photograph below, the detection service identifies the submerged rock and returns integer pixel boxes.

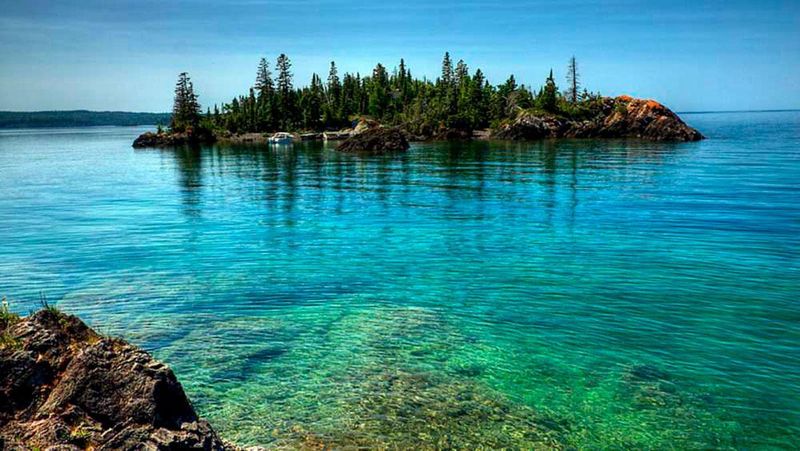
[0,309,233,450]
[336,127,410,154]
[493,95,704,142]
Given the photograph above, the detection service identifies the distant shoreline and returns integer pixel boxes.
[0,110,170,129]
[678,108,800,115]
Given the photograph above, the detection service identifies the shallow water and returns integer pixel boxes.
[1,112,799,448]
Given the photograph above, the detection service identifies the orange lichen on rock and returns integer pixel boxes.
[644,100,665,110]
[616,95,634,102]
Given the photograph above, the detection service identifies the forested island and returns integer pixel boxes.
[134,53,703,150]
[0,111,170,129]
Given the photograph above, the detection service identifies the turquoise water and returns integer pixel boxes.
[1,112,798,448]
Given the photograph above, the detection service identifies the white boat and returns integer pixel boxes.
[268,132,293,145]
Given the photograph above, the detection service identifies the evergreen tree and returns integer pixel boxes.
[276,54,295,129]
[301,73,324,130]
[565,56,580,104]
[325,61,342,126]
[368,63,390,120]
[171,72,200,132]
[255,58,274,97]
[440,52,454,87]
[538,69,559,113]
[455,59,469,88]
[398,58,410,102]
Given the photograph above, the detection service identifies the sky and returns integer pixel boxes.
[0,0,798,112]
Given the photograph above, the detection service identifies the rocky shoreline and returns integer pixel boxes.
[0,309,237,450]
[492,96,703,141]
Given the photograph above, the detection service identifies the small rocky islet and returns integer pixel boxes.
[134,94,702,153]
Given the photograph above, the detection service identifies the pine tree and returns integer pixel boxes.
[538,69,559,113]
[455,59,469,88]
[255,59,275,131]
[276,54,293,94]
[441,52,454,87]
[327,61,341,104]
[398,58,409,102]
[325,61,342,126]
[255,58,274,97]
[276,54,295,129]
[171,72,200,132]
[368,63,390,120]
[565,56,580,104]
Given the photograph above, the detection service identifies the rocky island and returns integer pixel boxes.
[0,308,234,450]
[133,53,702,152]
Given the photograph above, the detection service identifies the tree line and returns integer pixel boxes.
[170,53,601,135]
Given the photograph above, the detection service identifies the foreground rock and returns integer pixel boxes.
[0,309,234,450]
[133,126,216,148]
[336,127,410,154]
[493,95,703,142]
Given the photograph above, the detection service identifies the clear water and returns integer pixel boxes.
[1,113,798,448]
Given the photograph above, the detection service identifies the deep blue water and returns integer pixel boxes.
[1,112,798,448]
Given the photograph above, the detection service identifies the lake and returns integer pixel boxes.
[1,112,798,448]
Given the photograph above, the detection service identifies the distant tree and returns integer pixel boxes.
[324,61,342,126]
[565,56,580,104]
[255,58,274,97]
[326,61,341,104]
[368,63,390,120]
[397,58,410,102]
[538,69,559,113]
[276,54,295,129]
[455,59,469,88]
[171,72,200,131]
[301,73,324,129]
[440,52,454,87]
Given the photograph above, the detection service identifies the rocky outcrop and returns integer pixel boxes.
[336,127,410,154]
[352,117,381,135]
[133,126,216,148]
[493,96,703,142]
[0,309,233,450]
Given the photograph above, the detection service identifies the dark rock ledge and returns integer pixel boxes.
[336,127,410,154]
[133,126,216,148]
[0,309,242,450]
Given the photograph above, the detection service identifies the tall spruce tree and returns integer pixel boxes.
[325,61,342,125]
[170,72,200,132]
[301,73,324,130]
[538,69,559,113]
[565,56,580,104]
[255,58,274,97]
[276,54,295,129]
[440,52,454,87]
[368,63,390,120]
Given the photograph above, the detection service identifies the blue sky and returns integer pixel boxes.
[1,0,798,112]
